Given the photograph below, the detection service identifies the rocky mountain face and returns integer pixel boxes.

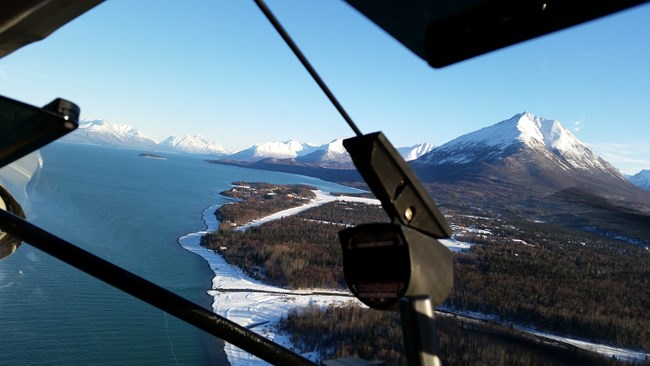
[628,170,650,191]
[412,112,648,207]
[404,112,650,244]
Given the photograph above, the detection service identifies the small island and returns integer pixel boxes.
[138,153,166,160]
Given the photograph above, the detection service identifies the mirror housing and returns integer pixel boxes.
[339,223,453,310]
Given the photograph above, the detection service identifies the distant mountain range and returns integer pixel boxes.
[61,119,434,163]
[62,116,648,194]
[63,119,158,149]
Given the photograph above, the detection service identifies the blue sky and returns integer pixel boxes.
[1,1,649,174]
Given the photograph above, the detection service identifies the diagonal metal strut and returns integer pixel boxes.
[0,209,316,366]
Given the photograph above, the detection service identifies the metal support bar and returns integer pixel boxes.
[0,209,316,366]
[253,0,363,137]
[399,296,443,366]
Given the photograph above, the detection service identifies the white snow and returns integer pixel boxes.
[228,140,321,161]
[292,139,353,168]
[159,134,229,155]
[397,142,435,161]
[178,191,378,365]
[519,326,650,362]
[322,139,347,155]
[63,119,158,149]
[62,119,438,167]
[423,112,624,179]
[222,137,436,166]
[439,308,650,363]
[64,119,232,155]
[438,238,473,252]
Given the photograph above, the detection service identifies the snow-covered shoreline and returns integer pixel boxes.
[178,190,370,365]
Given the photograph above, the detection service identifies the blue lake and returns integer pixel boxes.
[0,142,360,365]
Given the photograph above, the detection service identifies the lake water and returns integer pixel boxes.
[0,142,359,365]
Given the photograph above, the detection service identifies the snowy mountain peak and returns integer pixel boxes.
[420,112,622,179]
[296,138,352,168]
[63,119,158,148]
[229,140,320,161]
[79,119,151,138]
[449,112,573,152]
[324,138,347,154]
[159,134,228,155]
[511,112,580,153]
[398,142,435,161]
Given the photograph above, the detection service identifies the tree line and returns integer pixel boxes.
[202,216,346,289]
[279,304,642,366]
[200,185,650,351]
[215,182,316,226]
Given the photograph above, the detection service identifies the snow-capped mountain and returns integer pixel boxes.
[397,142,435,161]
[63,119,158,149]
[628,170,650,191]
[225,138,436,168]
[413,112,646,205]
[159,134,229,155]
[297,139,353,168]
[62,119,228,155]
[61,118,434,164]
[227,140,320,161]
[420,112,621,178]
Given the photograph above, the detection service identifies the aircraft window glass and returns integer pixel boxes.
[0,1,648,365]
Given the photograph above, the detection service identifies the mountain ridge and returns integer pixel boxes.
[412,112,649,212]
[63,119,435,162]
[628,170,650,191]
